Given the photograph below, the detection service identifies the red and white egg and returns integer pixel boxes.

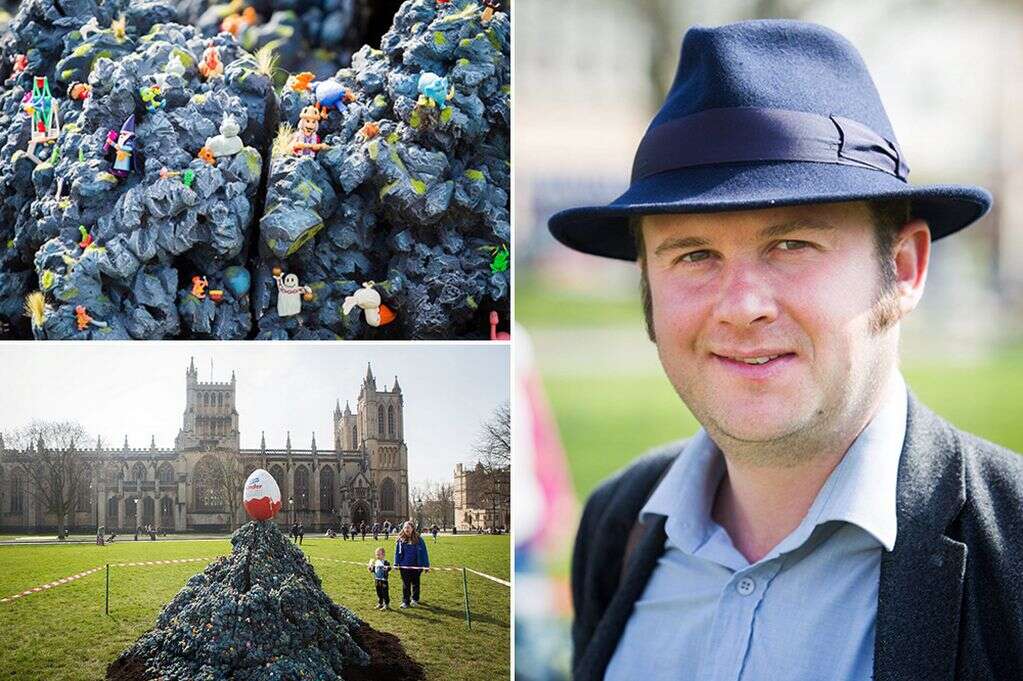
[243,468,282,521]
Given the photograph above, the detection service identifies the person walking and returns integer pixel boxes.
[394,521,430,608]
[372,522,380,541]
[297,523,305,546]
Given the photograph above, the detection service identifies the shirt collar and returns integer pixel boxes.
[641,370,907,556]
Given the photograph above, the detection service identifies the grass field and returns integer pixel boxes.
[0,534,509,681]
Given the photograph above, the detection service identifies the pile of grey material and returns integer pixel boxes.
[256,0,510,339]
[0,0,510,340]
[108,520,371,680]
[178,0,405,79]
[0,6,272,339]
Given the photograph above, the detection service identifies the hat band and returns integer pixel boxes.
[631,107,909,182]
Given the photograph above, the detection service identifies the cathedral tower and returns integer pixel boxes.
[356,363,408,521]
[175,357,240,451]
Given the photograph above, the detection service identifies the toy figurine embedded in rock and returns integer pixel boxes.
[342,282,396,328]
[489,311,510,340]
[290,106,329,156]
[358,121,380,140]
[287,72,315,93]
[272,267,312,317]
[78,226,93,249]
[417,72,452,110]
[140,85,165,112]
[314,79,356,112]
[191,276,208,299]
[22,76,61,165]
[68,82,91,101]
[198,43,223,79]
[205,115,244,158]
[482,0,500,24]
[103,114,136,177]
[490,244,509,273]
[75,305,108,332]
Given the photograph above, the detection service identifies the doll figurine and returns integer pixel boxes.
[103,114,136,177]
[290,106,329,156]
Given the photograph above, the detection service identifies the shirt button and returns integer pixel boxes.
[736,577,756,596]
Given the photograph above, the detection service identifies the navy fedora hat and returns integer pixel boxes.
[548,19,993,261]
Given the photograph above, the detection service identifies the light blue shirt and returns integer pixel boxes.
[605,372,907,681]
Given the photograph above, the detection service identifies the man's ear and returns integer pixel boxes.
[893,218,931,316]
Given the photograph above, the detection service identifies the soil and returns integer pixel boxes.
[106,621,424,681]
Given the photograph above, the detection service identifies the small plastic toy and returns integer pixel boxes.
[111,15,127,42]
[24,291,49,334]
[287,72,315,92]
[314,79,356,111]
[22,76,61,165]
[103,114,136,177]
[191,275,208,299]
[209,289,224,302]
[75,305,108,331]
[490,244,509,273]
[197,146,217,165]
[482,0,500,23]
[224,266,251,298]
[417,72,452,110]
[139,85,165,112]
[357,121,380,140]
[291,106,329,156]
[221,6,259,36]
[205,115,244,158]
[68,82,92,101]
[78,226,94,249]
[342,281,396,327]
[198,44,224,79]
[12,54,28,75]
[159,167,196,188]
[489,311,510,340]
[272,267,312,317]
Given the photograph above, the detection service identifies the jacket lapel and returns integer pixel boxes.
[874,393,967,681]
[574,516,668,681]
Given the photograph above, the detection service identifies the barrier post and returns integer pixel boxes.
[105,563,109,615]
[461,567,471,630]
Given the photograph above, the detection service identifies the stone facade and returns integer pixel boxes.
[453,462,510,532]
[0,359,409,533]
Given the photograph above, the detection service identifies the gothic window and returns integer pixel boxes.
[294,466,310,510]
[217,393,223,408]
[203,393,209,407]
[107,495,118,521]
[377,405,384,436]
[10,471,23,514]
[76,478,91,512]
[131,462,146,482]
[142,496,155,525]
[157,463,175,483]
[269,465,287,499]
[380,478,396,512]
[351,425,357,447]
[320,467,335,513]
[160,496,174,524]
[193,456,225,512]
[388,405,395,438]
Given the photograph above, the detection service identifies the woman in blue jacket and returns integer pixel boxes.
[394,520,430,607]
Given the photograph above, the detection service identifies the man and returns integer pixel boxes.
[549,20,1023,681]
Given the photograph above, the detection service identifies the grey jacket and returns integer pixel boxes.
[572,394,1023,680]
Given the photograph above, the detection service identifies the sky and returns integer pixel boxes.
[0,343,509,488]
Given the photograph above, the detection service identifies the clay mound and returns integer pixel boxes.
[106,520,424,681]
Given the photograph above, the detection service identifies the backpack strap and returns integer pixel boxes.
[619,461,673,584]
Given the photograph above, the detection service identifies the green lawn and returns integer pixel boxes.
[0,534,509,681]
[545,348,1023,501]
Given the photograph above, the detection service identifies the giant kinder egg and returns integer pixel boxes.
[243,468,282,521]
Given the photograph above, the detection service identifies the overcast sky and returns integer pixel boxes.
[0,343,509,487]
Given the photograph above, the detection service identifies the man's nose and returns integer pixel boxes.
[712,260,778,328]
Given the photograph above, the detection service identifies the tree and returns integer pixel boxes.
[471,402,511,531]
[4,420,90,540]
[192,450,251,531]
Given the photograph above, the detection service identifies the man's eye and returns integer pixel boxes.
[776,240,810,251]
[678,250,711,263]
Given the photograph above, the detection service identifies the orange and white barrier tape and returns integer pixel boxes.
[109,557,217,568]
[310,557,510,586]
[0,565,104,604]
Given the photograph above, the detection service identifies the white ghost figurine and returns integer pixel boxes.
[205,115,244,158]
[342,281,385,327]
[273,270,311,317]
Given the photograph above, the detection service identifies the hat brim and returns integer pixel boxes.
[548,161,992,260]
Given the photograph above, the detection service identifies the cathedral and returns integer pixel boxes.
[0,359,410,533]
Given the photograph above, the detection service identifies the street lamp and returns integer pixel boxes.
[415,495,423,530]
[289,496,294,526]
